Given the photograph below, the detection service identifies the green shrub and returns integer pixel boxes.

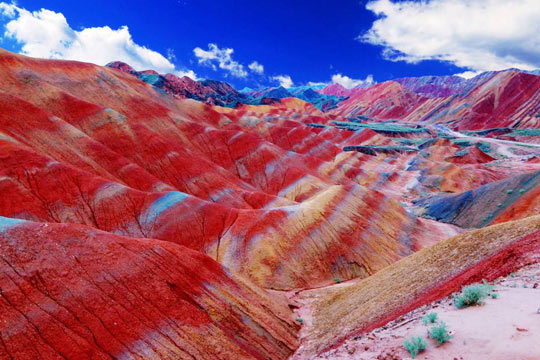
[429,322,452,346]
[422,312,438,325]
[403,336,427,358]
[453,281,495,308]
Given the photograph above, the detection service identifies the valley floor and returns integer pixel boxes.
[294,262,540,360]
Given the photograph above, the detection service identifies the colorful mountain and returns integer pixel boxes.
[106,61,251,107]
[332,69,540,130]
[3,48,540,359]
[240,85,345,111]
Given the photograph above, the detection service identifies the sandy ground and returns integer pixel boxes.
[291,262,540,360]
[433,124,540,159]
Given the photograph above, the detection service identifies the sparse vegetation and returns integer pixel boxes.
[453,281,495,308]
[422,312,438,325]
[403,336,427,358]
[429,322,452,346]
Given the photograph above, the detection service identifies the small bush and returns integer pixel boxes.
[453,281,495,308]
[429,322,452,346]
[403,336,427,358]
[422,312,438,325]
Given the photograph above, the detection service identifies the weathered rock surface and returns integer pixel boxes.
[0,217,298,359]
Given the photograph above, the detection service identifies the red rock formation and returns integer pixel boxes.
[6,48,540,359]
[332,70,540,130]
[0,50,455,292]
[0,217,298,359]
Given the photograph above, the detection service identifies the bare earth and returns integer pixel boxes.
[292,263,540,360]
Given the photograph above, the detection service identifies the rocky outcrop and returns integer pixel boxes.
[0,217,298,359]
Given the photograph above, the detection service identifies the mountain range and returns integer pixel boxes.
[2,49,540,359]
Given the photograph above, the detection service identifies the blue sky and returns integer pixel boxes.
[1,0,540,89]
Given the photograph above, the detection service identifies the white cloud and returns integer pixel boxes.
[362,0,540,73]
[271,75,293,89]
[331,73,374,89]
[193,43,248,78]
[248,61,264,74]
[166,48,176,62]
[307,81,328,87]
[0,3,196,78]
[454,70,481,79]
[175,69,198,79]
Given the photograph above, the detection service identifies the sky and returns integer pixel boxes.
[1,0,540,89]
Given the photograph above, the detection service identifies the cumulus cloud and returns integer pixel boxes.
[193,43,249,78]
[331,74,374,89]
[362,0,540,73]
[271,75,293,89]
[176,69,198,79]
[166,48,176,62]
[248,61,264,74]
[454,70,482,79]
[307,81,328,87]
[0,3,196,78]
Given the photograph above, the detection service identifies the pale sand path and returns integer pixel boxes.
[293,263,540,360]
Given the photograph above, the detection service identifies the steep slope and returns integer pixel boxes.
[0,217,298,360]
[332,81,430,120]
[417,170,540,228]
[294,215,540,358]
[332,70,540,131]
[394,75,468,98]
[418,70,540,130]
